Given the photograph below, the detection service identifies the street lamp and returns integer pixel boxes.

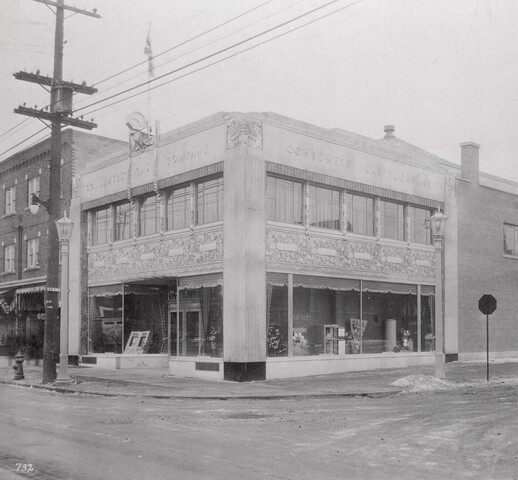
[429,209,447,378]
[55,211,73,383]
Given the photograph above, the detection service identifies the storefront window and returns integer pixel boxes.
[309,185,340,230]
[172,285,223,357]
[88,284,168,354]
[267,176,303,225]
[266,285,288,356]
[266,276,434,357]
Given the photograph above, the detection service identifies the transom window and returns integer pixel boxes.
[115,202,131,241]
[267,176,302,225]
[197,177,223,225]
[92,206,110,245]
[346,193,374,236]
[139,195,159,236]
[167,185,191,230]
[26,238,39,268]
[504,224,518,256]
[409,206,431,244]
[380,200,405,241]
[4,245,15,273]
[309,185,340,230]
[5,186,16,215]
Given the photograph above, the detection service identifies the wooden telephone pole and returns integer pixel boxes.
[14,0,100,383]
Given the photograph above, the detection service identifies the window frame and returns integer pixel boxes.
[408,206,432,245]
[346,193,375,236]
[114,201,132,242]
[166,183,191,231]
[138,193,159,237]
[196,175,224,226]
[309,184,341,230]
[267,175,303,225]
[91,205,111,246]
[27,176,40,206]
[380,199,405,241]
[504,223,518,256]
[5,186,16,215]
[4,244,15,273]
[26,237,40,269]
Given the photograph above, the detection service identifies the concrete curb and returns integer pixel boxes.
[0,379,401,400]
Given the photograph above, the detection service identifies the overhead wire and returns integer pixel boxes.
[75,0,348,115]
[79,0,363,117]
[0,0,280,154]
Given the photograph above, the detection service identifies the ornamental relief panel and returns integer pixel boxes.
[266,228,435,283]
[88,229,223,284]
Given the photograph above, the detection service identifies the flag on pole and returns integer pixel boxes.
[144,27,154,79]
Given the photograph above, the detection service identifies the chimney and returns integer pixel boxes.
[460,142,480,184]
[384,125,395,139]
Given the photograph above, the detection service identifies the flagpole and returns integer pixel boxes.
[144,23,154,131]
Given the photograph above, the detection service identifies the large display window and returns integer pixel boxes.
[88,284,168,354]
[266,274,435,357]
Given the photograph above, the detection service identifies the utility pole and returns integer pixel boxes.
[14,0,100,383]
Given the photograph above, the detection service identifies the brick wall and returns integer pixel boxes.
[457,178,518,353]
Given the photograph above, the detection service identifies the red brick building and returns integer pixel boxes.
[0,129,126,358]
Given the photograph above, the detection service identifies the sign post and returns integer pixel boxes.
[478,294,497,381]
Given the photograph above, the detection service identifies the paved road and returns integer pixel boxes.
[1,381,517,480]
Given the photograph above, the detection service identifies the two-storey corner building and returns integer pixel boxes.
[79,112,461,381]
[0,129,127,359]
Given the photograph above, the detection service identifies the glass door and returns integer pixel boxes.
[170,309,201,356]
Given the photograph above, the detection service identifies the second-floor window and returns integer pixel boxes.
[504,223,518,256]
[167,185,191,231]
[139,194,159,236]
[26,238,39,268]
[92,206,110,245]
[346,193,374,236]
[267,176,302,225]
[197,177,223,225]
[409,206,431,244]
[380,200,405,241]
[115,202,131,241]
[4,245,15,273]
[309,185,340,230]
[5,186,16,215]
[27,176,40,206]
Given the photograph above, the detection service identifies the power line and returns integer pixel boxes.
[0,0,279,151]
[75,0,347,115]
[80,0,363,117]
[93,0,278,88]
[0,126,48,158]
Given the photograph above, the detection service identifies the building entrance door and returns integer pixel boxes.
[170,309,202,356]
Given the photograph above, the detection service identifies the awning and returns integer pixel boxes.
[16,285,59,295]
[178,273,222,290]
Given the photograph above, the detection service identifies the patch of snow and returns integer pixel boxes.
[391,375,450,391]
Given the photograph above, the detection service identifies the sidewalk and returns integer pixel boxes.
[2,359,518,399]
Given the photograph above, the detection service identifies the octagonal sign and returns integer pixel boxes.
[479,294,497,315]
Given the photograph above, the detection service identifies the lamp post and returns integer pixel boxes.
[55,212,73,383]
[430,209,447,378]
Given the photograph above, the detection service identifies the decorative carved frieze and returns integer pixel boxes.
[88,229,223,285]
[227,117,263,150]
[267,227,435,283]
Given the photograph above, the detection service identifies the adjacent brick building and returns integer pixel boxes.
[0,129,126,357]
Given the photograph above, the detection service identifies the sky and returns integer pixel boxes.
[0,0,517,182]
